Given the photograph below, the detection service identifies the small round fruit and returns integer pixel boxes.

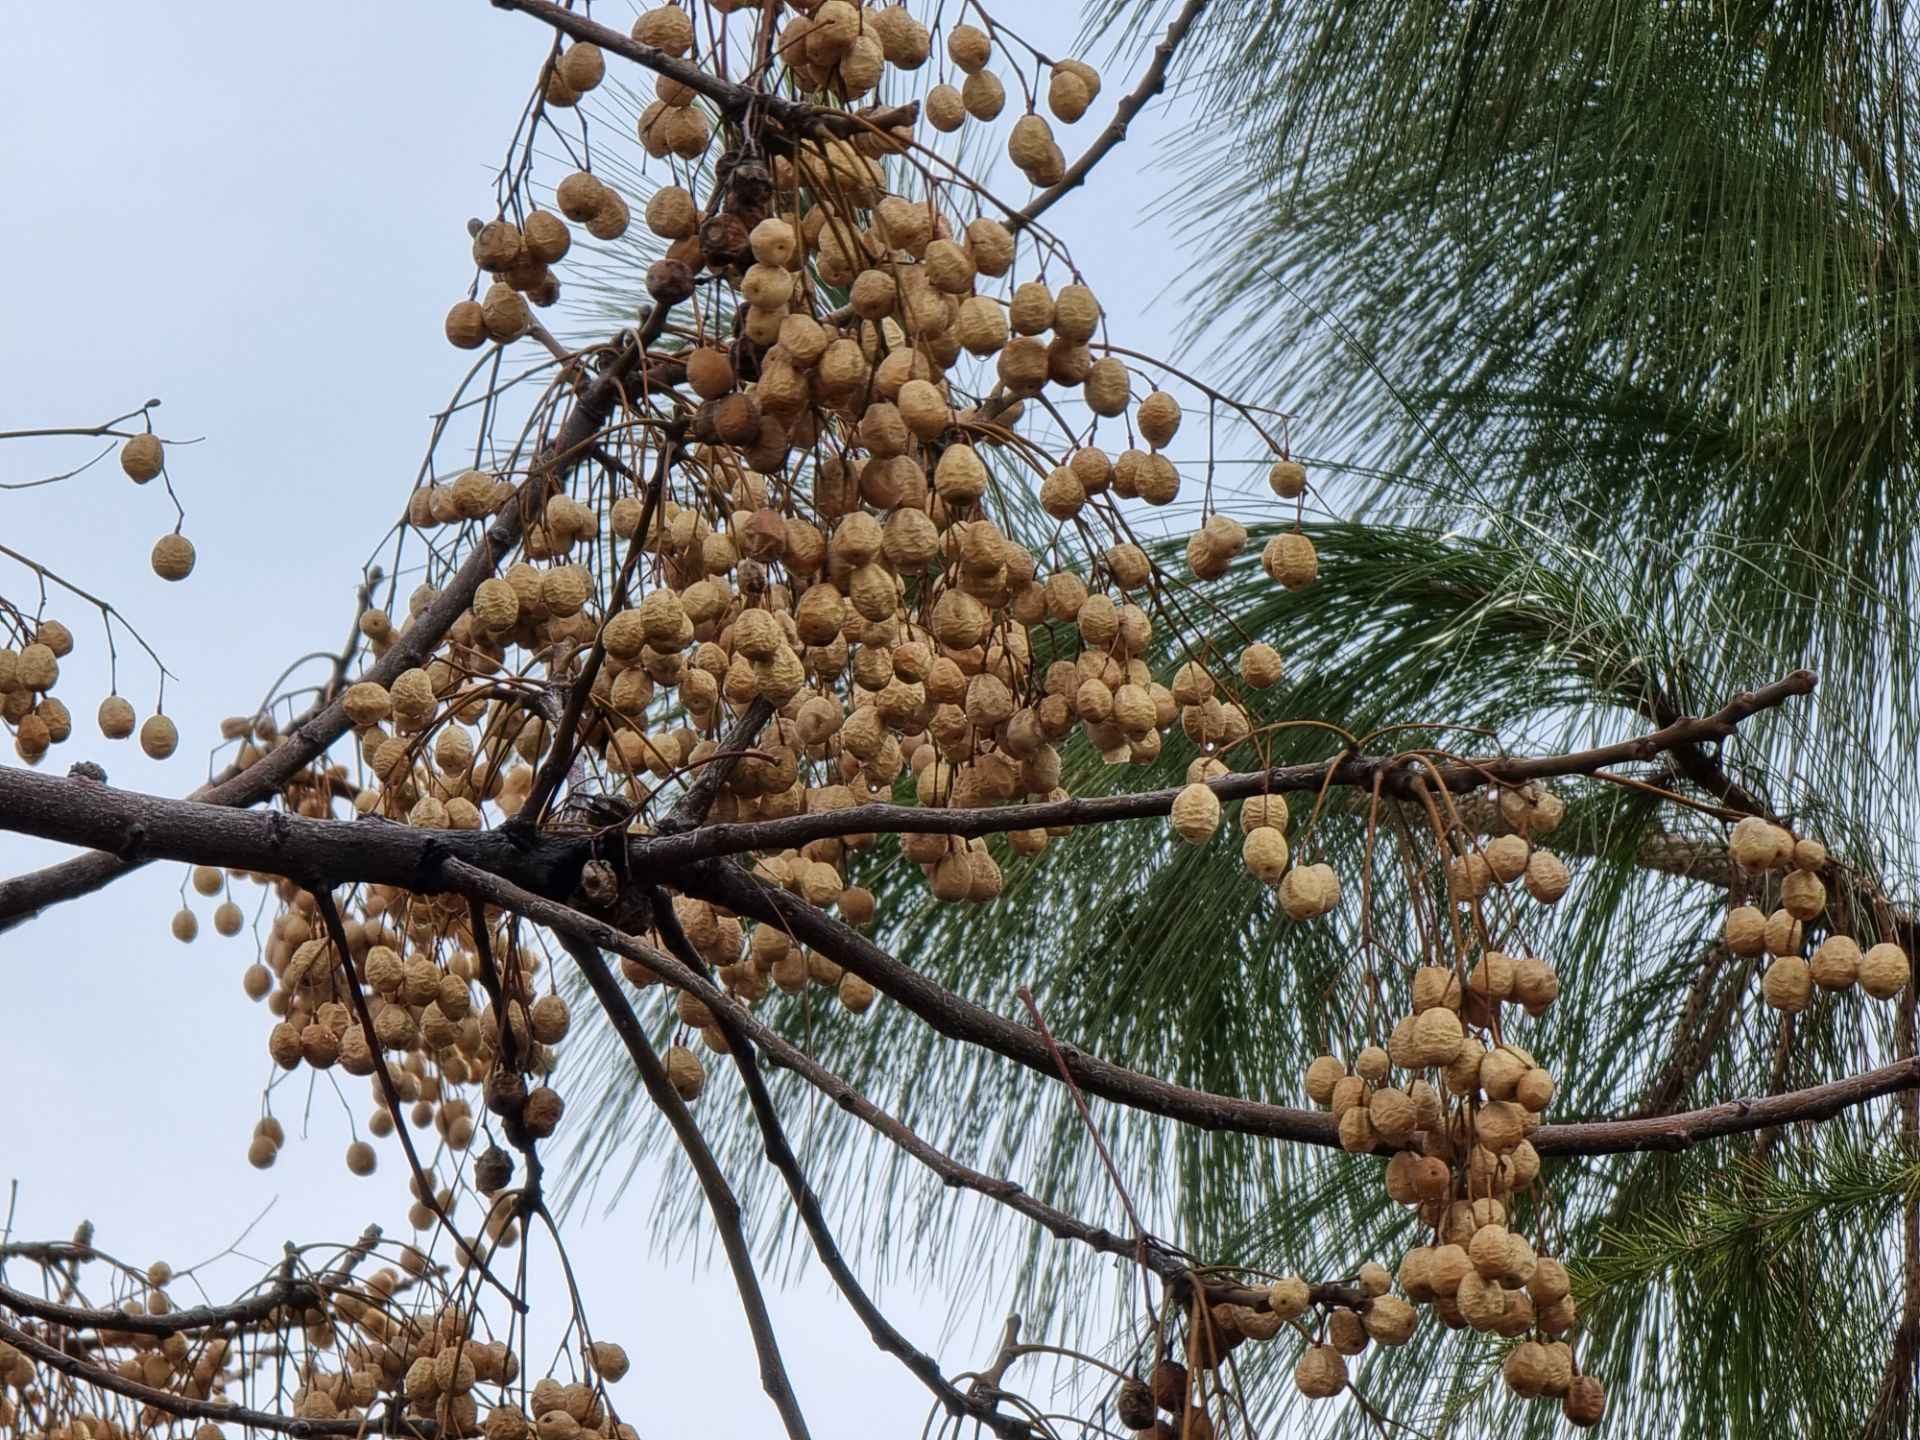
[1563,1375,1606,1428]
[1861,943,1911,1000]
[1762,954,1812,1013]
[151,534,196,581]
[667,1043,705,1100]
[1170,782,1222,843]
[445,300,488,349]
[1242,826,1290,884]
[1293,1344,1345,1399]
[588,1342,629,1382]
[1729,816,1793,871]
[121,433,163,482]
[140,714,179,759]
[98,695,135,739]
[1268,1275,1311,1320]
[1262,532,1318,590]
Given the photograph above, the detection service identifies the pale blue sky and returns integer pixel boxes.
[0,3,1271,1435]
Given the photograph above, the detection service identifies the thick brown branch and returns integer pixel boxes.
[0,765,588,901]
[0,341,644,930]
[0,667,1871,1164]
[0,1276,320,1339]
[488,0,915,141]
[0,1315,436,1439]
[0,675,1810,918]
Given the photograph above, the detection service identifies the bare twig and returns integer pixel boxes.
[487,0,916,141]
[310,889,525,1314]
[645,900,1038,1439]
[553,931,812,1440]
[517,422,681,827]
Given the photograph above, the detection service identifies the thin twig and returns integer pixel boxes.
[553,930,813,1440]
[1007,0,1210,234]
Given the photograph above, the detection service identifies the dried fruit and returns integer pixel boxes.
[1293,1344,1345,1399]
[1262,533,1318,590]
[121,433,164,481]
[1729,816,1793,872]
[1563,1375,1606,1427]
[140,714,178,760]
[1861,943,1911,1000]
[1279,862,1340,920]
[151,533,196,580]
[1171,782,1221,843]
[1811,935,1860,991]
[1762,954,1813,1013]
[97,695,135,739]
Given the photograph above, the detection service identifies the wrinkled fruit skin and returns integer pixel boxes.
[1116,1378,1156,1431]
[1149,1360,1188,1414]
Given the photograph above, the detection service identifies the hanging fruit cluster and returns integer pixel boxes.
[1720,817,1913,1010]
[46,4,1858,1436]
[0,424,190,764]
[0,1228,641,1440]
[174,0,1333,1247]
[1277,780,1607,1426]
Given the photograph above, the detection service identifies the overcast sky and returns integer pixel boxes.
[0,3,1262,1435]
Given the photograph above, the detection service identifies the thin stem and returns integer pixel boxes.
[554,930,813,1440]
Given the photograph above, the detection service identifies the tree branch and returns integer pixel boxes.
[0,1276,320,1339]
[0,1315,438,1439]
[487,0,916,142]
[661,926,1039,1437]
[0,764,589,903]
[1536,1053,1920,1156]
[553,930,812,1440]
[1008,0,1211,234]
[0,673,1811,922]
[636,670,1818,865]
[658,697,776,833]
[311,888,526,1314]
[0,662,1868,1167]
[444,861,1165,1289]
[466,864,1343,1326]
[516,422,681,828]
[0,339,645,930]
[674,853,1920,1158]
